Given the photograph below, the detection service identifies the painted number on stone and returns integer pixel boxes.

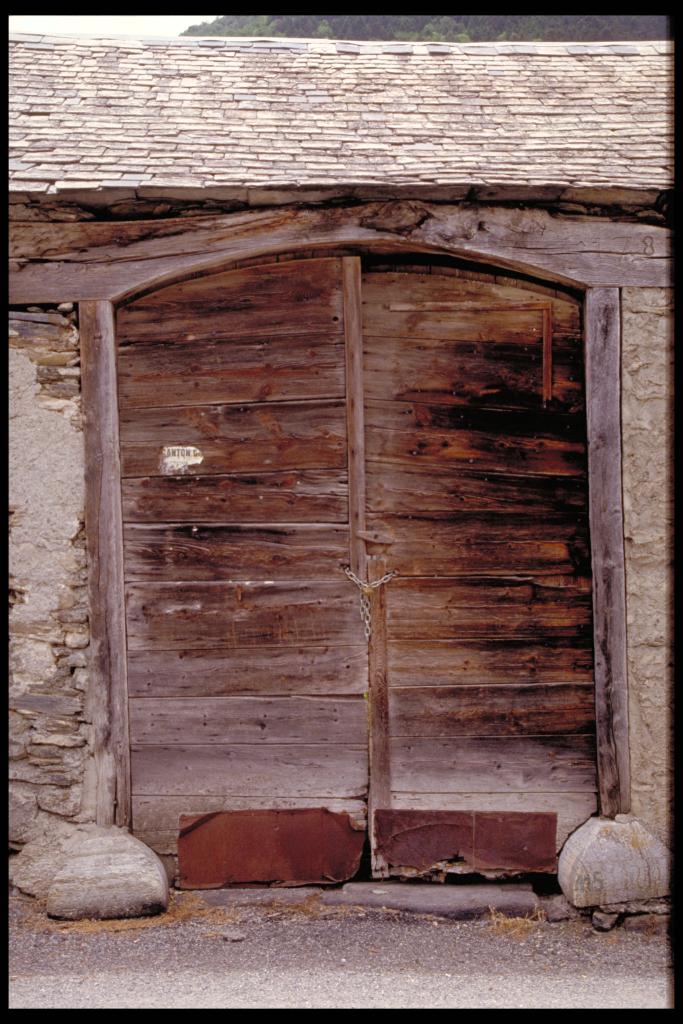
[160,445,204,474]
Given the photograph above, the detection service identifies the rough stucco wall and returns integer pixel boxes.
[9,309,97,847]
[621,287,673,845]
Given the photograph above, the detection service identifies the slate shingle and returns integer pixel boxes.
[8,34,673,197]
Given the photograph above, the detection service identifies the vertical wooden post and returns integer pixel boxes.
[542,305,553,405]
[368,563,392,873]
[343,257,366,582]
[343,256,390,876]
[584,288,631,817]
[80,300,131,828]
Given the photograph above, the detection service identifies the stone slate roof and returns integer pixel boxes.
[9,33,673,201]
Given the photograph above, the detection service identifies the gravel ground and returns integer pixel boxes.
[9,890,673,1009]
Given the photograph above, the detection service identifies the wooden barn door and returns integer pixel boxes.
[117,257,370,884]
[115,254,598,883]
[360,266,598,878]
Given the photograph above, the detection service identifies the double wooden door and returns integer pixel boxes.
[117,255,597,883]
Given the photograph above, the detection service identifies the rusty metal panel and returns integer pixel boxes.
[177,808,365,888]
[474,811,557,872]
[374,810,475,872]
[374,809,557,875]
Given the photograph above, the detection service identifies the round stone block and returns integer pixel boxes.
[558,815,670,908]
[46,829,169,920]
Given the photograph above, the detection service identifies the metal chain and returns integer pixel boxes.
[343,565,398,641]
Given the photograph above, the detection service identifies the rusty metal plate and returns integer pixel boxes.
[177,808,366,889]
[474,811,557,872]
[374,809,557,874]
[374,810,474,872]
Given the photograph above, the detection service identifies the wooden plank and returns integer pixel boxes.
[371,541,584,580]
[119,400,347,477]
[117,257,345,343]
[369,577,391,877]
[366,466,588,515]
[11,204,670,303]
[387,578,593,641]
[117,333,345,409]
[387,639,594,687]
[542,305,553,405]
[122,470,348,524]
[132,794,367,834]
[125,581,365,650]
[131,743,368,797]
[129,696,367,745]
[343,254,389,874]
[130,831,181,858]
[343,256,366,580]
[391,735,597,793]
[384,792,596,852]
[365,401,586,478]
[123,523,349,582]
[361,271,581,334]
[585,288,631,815]
[127,645,368,698]
[364,334,583,412]
[390,683,596,737]
[364,513,590,578]
[79,300,130,828]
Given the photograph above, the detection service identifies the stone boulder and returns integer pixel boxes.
[10,821,109,899]
[46,830,169,920]
[558,814,670,908]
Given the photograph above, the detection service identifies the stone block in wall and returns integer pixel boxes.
[9,307,93,848]
[9,786,39,847]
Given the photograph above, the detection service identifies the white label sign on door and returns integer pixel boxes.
[160,445,204,474]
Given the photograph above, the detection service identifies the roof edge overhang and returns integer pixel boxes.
[9,182,670,220]
[7,31,673,55]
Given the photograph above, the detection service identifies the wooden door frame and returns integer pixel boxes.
[78,244,631,830]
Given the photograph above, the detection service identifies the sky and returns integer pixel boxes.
[8,16,218,38]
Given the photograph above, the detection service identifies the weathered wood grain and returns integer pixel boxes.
[387,578,593,641]
[10,203,671,304]
[387,639,593,687]
[368,574,392,876]
[122,470,348,524]
[361,271,581,334]
[585,288,631,816]
[364,334,584,412]
[132,794,367,834]
[127,645,368,698]
[118,333,345,409]
[126,581,365,650]
[119,400,347,477]
[390,683,596,737]
[123,523,349,582]
[129,696,367,745]
[131,743,368,797]
[343,256,366,580]
[118,257,344,342]
[364,513,590,577]
[366,466,588,515]
[365,401,587,477]
[391,735,597,793]
[80,300,131,828]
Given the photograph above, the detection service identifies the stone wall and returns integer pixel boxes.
[621,287,674,845]
[9,308,96,847]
